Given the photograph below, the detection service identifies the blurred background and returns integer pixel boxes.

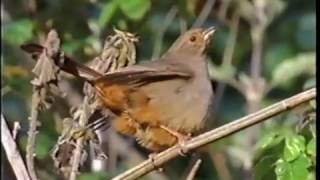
[1,0,316,179]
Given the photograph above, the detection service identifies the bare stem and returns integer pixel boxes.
[185,159,202,180]
[151,6,178,59]
[192,0,215,28]
[212,12,240,114]
[111,88,316,180]
[68,99,90,180]
[1,115,31,180]
[26,93,40,180]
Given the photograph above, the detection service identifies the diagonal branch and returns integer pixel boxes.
[1,115,31,180]
[111,88,316,180]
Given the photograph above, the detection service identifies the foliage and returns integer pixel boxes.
[253,109,316,180]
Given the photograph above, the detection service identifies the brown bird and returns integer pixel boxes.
[21,27,215,152]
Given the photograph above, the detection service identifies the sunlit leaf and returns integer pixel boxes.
[256,132,284,149]
[271,53,315,88]
[275,155,310,180]
[306,139,315,157]
[117,0,151,20]
[98,1,117,28]
[283,135,305,162]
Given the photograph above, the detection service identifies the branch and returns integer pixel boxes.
[212,12,240,114]
[1,115,31,180]
[192,0,215,28]
[151,6,178,59]
[185,159,202,180]
[111,88,316,180]
[26,30,61,180]
[68,100,90,180]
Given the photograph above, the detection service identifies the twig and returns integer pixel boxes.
[12,121,21,140]
[26,30,61,180]
[1,115,31,180]
[212,12,240,114]
[185,159,202,180]
[26,93,39,180]
[152,6,178,59]
[111,88,316,180]
[67,29,139,179]
[192,0,215,28]
[68,99,90,180]
[208,151,231,180]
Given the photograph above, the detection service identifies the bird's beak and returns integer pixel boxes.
[202,26,216,42]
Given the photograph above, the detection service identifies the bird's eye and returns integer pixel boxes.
[189,35,197,42]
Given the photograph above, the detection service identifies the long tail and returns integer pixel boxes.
[21,43,103,81]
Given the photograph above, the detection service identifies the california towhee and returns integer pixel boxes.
[21,27,215,152]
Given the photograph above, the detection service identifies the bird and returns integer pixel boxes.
[21,27,215,152]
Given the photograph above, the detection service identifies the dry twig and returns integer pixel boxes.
[1,115,31,180]
[185,159,202,180]
[112,88,316,180]
[152,6,178,59]
[66,29,138,180]
[27,30,61,180]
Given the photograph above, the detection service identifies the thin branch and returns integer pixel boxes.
[111,88,316,180]
[26,30,61,180]
[12,121,21,140]
[208,151,231,180]
[1,115,31,180]
[212,12,240,114]
[26,93,39,180]
[151,6,178,59]
[192,0,215,28]
[68,99,90,180]
[185,159,202,180]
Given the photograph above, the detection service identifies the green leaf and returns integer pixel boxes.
[117,0,151,20]
[275,155,310,180]
[307,172,316,180]
[271,53,316,88]
[3,19,34,45]
[275,159,291,180]
[283,135,306,162]
[98,1,117,28]
[254,155,277,180]
[256,132,284,149]
[306,139,315,157]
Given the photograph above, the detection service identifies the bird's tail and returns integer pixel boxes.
[21,43,103,81]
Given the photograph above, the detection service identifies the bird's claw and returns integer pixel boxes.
[148,153,163,172]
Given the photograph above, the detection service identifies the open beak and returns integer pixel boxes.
[202,26,216,42]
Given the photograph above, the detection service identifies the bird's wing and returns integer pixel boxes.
[93,59,193,87]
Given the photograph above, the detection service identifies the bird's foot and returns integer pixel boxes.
[148,153,163,172]
[160,125,191,156]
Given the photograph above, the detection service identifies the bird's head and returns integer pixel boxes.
[167,27,215,55]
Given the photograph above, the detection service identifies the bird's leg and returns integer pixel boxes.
[160,125,191,156]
